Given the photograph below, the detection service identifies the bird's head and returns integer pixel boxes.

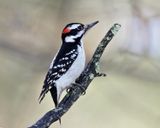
[61,21,99,43]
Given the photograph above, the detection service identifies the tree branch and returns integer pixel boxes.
[29,23,121,128]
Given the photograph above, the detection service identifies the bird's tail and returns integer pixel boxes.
[38,87,48,103]
[50,87,62,125]
[50,86,58,107]
[38,92,45,103]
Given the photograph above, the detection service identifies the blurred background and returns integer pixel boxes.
[0,0,160,128]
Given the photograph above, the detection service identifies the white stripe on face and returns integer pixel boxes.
[65,30,84,42]
[68,24,80,30]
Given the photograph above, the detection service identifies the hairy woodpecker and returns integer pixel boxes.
[39,21,99,107]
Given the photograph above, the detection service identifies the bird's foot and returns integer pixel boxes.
[66,83,86,95]
[72,83,86,95]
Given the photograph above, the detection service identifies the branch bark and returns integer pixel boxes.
[29,23,121,128]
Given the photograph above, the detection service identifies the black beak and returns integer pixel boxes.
[84,21,99,33]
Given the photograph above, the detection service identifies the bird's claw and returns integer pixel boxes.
[66,83,86,95]
[72,83,86,95]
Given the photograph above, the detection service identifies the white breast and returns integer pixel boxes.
[55,43,85,93]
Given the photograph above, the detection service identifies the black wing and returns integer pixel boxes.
[39,44,78,103]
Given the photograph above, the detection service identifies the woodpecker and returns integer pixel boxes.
[39,21,99,107]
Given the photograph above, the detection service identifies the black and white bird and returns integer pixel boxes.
[39,21,99,107]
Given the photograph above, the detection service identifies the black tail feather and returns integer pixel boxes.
[50,86,58,107]
[50,87,61,124]
[38,88,48,103]
[39,86,61,124]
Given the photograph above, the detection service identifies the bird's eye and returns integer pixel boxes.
[77,26,83,31]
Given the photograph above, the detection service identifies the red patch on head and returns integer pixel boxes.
[63,28,71,34]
